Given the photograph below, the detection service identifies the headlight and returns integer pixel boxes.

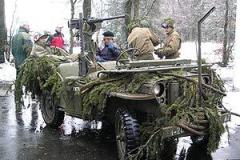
[153,84,161,95]
[203,76,211,85]
[153,83,165,97]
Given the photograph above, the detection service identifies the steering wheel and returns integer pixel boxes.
[116,48,141,66]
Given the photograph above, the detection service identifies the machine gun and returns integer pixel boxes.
[69,15,125,30]
[68,14,125,76]
[83,15,125,25]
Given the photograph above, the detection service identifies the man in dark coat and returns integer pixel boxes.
[11,24,33,74]
[96,31,120,62]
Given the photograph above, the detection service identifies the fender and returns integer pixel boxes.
[108,92,155,100]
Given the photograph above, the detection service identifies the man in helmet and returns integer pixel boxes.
[48,26,65,49]
[127,19,160,60]
[11,24,33,74]
[31,32,51,57]
[96,31,120,62]
[31,32,77,61]
[155,18,181,59]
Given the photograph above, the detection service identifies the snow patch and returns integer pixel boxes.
[0,62,16,82]
[180,42,222,63]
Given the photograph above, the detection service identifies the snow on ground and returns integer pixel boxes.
[180,41,222,63]
[212,64,240,150]
[211,60,240,129]
[0,61,16,96]
[0,61,16,82]
[0,62,15,96]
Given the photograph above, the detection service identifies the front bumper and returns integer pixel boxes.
[160,112,231,139]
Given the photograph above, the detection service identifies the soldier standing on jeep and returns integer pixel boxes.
[155,18,181,59]
[127,20,160,60]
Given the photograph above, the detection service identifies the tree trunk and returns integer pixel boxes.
[69,0,78,54]
[8,0,18,61]
[125,0,132,34]
[222,0,229,67]
[124,0,140,35]
[125,0,140,21]
[83,0,91,18]
[0,0,6,63]
[132,0,140,19]
[83,0,92,53]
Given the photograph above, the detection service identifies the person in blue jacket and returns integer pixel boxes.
[96,31,120,62]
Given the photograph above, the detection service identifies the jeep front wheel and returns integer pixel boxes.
[40,91,64,128]
[115,108,140,160]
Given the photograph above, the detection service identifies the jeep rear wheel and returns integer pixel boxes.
[115,108,140,160]
[191,135,209,146]
[40,91,64,128]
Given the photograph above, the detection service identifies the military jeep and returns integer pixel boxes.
[40,56,230,157]
[38,11,231,159]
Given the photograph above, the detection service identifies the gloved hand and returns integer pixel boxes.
[155,48,165,59]
[108,43,114,51]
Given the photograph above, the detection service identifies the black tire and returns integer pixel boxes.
[186,142,212,160]
[159,138,178,160]
[190,135,209,146]
[100,119,114,136]
[40,91,64,128]
[115,108,140,160]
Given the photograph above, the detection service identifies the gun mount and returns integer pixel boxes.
[68,13,125,76]
[68,15,125,30]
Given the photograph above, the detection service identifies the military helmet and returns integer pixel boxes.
[127,20,140,32]
[127,18,151,32]
[139,19,151,28]
[33,32,49,42]
[20,24,30,33]
[161,18,175,28]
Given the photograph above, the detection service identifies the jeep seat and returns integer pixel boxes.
[58,62,79,79]
[97,61,116,70]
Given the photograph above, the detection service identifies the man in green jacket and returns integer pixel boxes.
[12,24,33,74]
[155,18,181,59]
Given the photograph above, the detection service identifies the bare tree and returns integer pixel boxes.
[83,0,92,52]
[125,0,140,20]
[133,0,140,19]
[125,0,140,34]
[7,0,18,61]
[69,0,80,54]
[145,0,157,16]
[0,0,7,63]
[83,0,91,18]
[100,0,236,43]
[222,0,230,66]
